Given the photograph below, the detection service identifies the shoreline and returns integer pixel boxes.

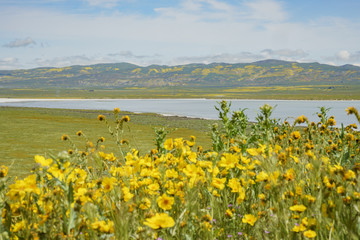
[2,97,360,103]
[0,105,218,121]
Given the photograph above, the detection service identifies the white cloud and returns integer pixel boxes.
[324,50,360,64]
[172,52,261,65]
[171,49,311,65]
[83,0,120,8]
[3,37,36,48]
[260,49,309,61]
[200,0,233,12]
[337,50,351,61]
[0,57,20,70]
[180,0,232,12]
[243,0,288,22]
[32,52,164,68]
[108,51,159,59]
[33,55,111,67]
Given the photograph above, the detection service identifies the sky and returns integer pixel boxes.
[1,0,360,70]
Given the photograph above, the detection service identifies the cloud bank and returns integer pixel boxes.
[3,37,36,48]
[0,0,359,69]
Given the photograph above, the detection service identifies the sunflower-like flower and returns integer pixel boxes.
[242,214,257,226]
[113,107,120,114]
[346,107,357,115]
[164,138,174,151]
[157,193,174,210]
[291,131,301,140]
[0,165,8,178]
[144,213,175,229]
[289,204,307,212]
[121,115,130,122]
[303,230,317,238]
[61,134,69,141]
[97,114,106,121]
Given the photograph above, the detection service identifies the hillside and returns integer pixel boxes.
[0,60,360,89]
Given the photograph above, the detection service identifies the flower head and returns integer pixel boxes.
[346,107,357,115]
[157,193,174,210]
[97,114,106,121]
[290,204,307,212]
[113,107,120,114]
[291,131,301,140]
[164,138,174,151]
[242,214,257,226]
[144,213,175,229]
[61,134,69,141]
[121,115,130,122]
[303,230,317,238]
[0,165,8,178]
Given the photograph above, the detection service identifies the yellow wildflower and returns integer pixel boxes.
[291,131,301,140]
[218,153,239,169]
[225,209,233,217]
[97,114,105,121]
[346,106,357,115]
[0,165,9,178]
[227,178,241,192]
[256,171,269,182]
[247,148,259,156]
[165,169,179,179]
[258,193,266,200]
[303,230,317,238]
[113,107,120,114]
[102,177,117,192]
[187,152,197,163]
[337,186,345,194]
[91,220,114,233]
[11,220,26,232]
[35,155,53,167]
[122,186,134,202]
[211,177,227,190]
[157,193,174,210]
[283,168,295,181]
[174,138,184,150]
[61,134,68,141]
[144,213,175,229]
[139,198,151,210]
[242,214,257,226]
[344,170,356,180]
[7,174,41,200]
[121,115,130,122]
[289,204,307,212]
[292,224,306,232]
[236,187,246,204]
[164,138,174,151]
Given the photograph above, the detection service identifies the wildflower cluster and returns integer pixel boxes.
[1,103,360,239]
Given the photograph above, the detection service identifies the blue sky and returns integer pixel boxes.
[1,0,360,70]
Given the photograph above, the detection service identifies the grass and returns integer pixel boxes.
[1,85,360,100]
[0,107,216,177]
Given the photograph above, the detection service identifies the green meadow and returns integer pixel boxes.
[1,84,360,100]
[0,107,216,177]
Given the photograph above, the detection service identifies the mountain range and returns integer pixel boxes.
[0,59,359,89]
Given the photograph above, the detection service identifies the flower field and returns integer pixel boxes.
[0,101,359,239]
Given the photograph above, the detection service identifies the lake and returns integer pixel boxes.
[1,98,359,126]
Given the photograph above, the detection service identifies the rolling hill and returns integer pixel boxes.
[0,60,360,89]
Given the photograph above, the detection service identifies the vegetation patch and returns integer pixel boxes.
[0,101,359,239]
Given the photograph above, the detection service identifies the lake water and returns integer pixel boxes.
[1,98,360,126]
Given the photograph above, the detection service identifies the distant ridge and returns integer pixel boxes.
[0,59,359,88]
